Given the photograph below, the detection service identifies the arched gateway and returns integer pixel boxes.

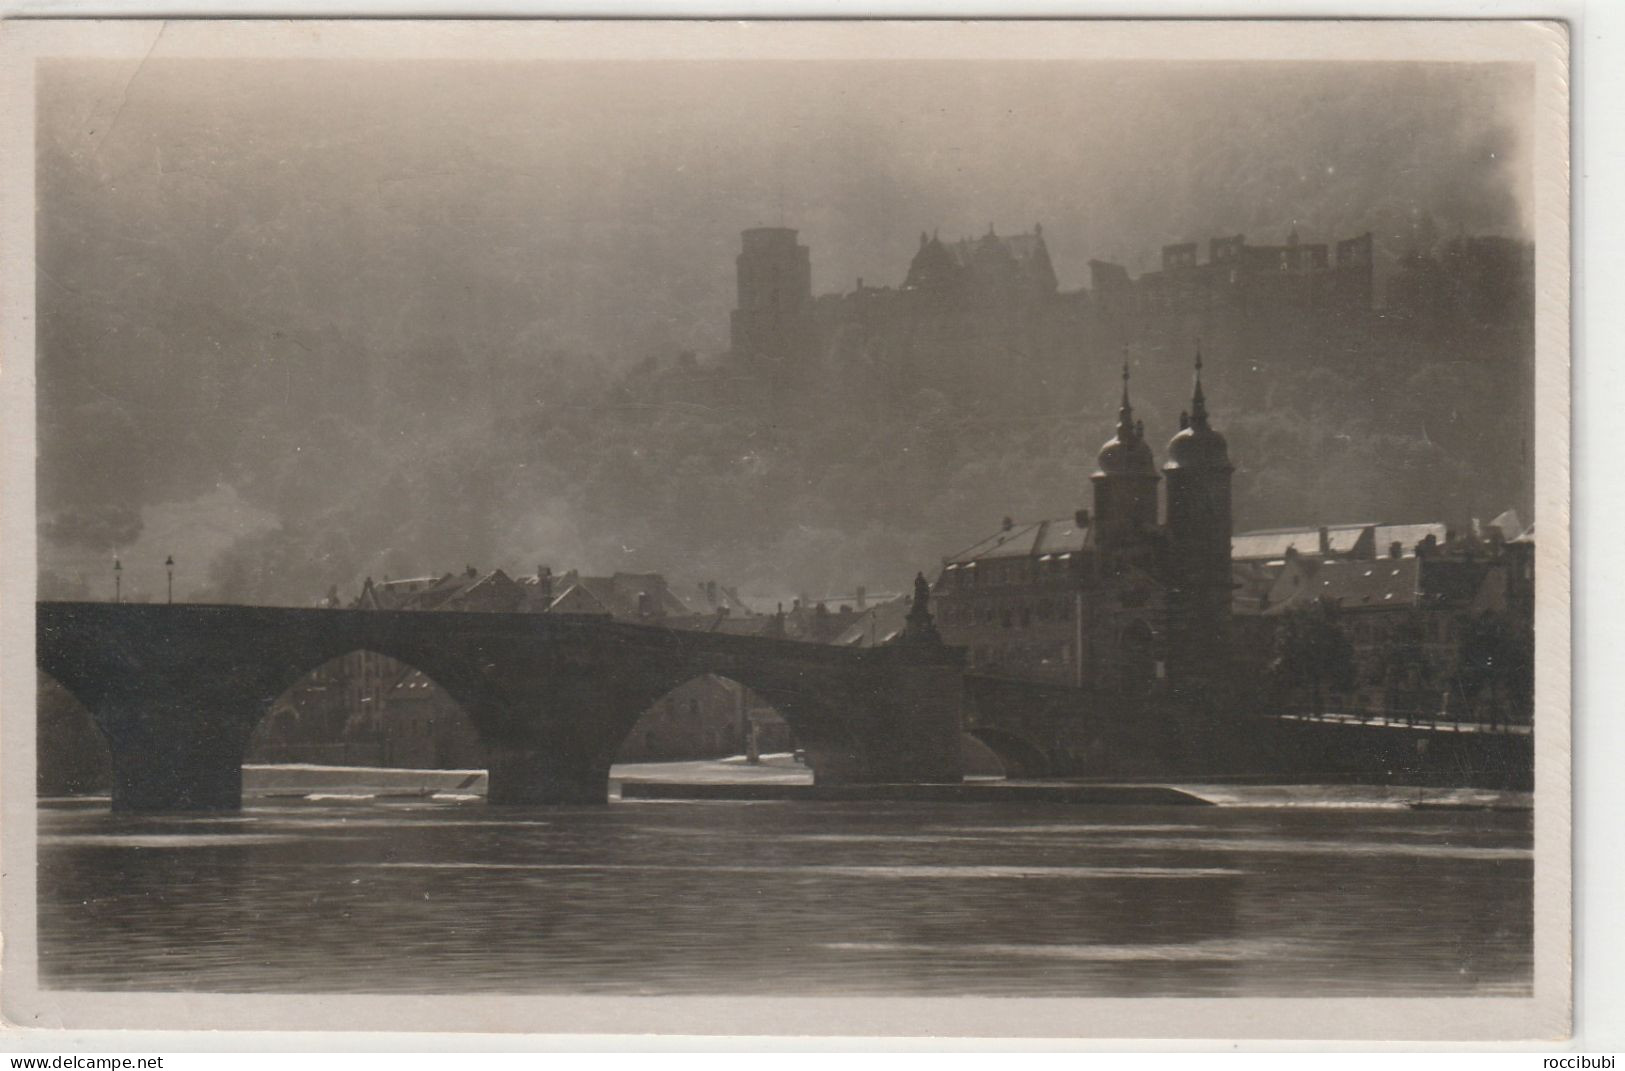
[36,602,966,811]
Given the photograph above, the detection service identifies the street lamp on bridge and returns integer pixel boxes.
[165,555,175,604]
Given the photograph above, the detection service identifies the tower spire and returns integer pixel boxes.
[1117,355,1136,441]
[1190,342,1209,429]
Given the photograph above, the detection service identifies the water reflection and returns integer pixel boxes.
[37,798,1532,997]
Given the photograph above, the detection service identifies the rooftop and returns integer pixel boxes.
[1270,558,1422,614]
[1262,554,1503,616]
[945,228,1047,268]
[830,594,914,648]
[944,517,1092,566]
[1230,522,1458,563]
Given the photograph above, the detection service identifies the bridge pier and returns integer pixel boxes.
[808,655,965,786]
[103,706,255,812]
[806,744,895,786]
[484,745,610,805]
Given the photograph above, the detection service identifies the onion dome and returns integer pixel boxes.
[1095,361,1157,476]
[1165,347,1231,471]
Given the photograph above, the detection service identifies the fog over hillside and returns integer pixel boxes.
[36,58,1533,605]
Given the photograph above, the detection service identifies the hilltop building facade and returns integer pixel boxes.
[688,222,1382,422]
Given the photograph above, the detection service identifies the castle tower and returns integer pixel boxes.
[1162,347,1234,698]
[729,227,813,409]
[1091,361,1160,547]
[731,224,812,362]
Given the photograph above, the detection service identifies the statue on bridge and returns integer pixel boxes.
[896,571,943,646]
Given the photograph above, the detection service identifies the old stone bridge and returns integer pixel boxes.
[36,601,965,811]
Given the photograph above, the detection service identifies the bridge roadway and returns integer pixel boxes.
[36,601,967,811]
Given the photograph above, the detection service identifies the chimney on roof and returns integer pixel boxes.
[1417,534,1439,558]
[1075,508,1090,528]
[537,566,553,603]
[1002,516,1014,531]
[706,580,718,605]
[856,585,867,610]
[466,564,477,578]
[1389,541,1404,560]
[1317,527,1331,556]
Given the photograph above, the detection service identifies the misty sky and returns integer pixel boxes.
[41,58,1530,351]
[36,56,1532,599]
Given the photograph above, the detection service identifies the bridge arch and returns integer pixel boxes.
[967,726,1052,779]
[613,673,786,764]
[229,629,874,806]
[34,608,497,811]
[246,649,484,773]
[37,669,112,797]
[552,654,874,802]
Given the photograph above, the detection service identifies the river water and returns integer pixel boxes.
[36,781,1532,998]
